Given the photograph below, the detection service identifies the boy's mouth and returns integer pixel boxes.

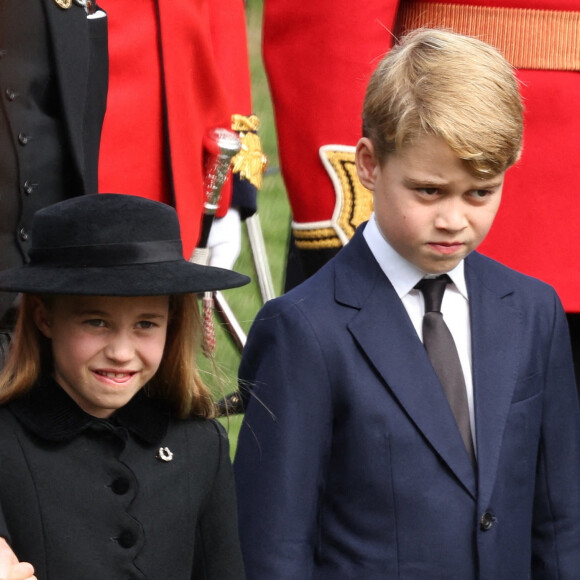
[428,241,464,255]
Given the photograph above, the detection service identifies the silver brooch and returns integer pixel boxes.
[157,447,174,462]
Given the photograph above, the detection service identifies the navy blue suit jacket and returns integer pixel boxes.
[234,226,580,579]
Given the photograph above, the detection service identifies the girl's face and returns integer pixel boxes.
[33,294,170,418]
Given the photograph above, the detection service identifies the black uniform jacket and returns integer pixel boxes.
[0,0,108,320]
[0,377,245,579]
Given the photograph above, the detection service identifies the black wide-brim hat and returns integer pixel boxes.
[0,194,250,296]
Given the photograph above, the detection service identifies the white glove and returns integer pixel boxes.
[207,208,242,270]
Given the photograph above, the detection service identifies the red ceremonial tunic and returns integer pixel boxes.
[99,0,170,206]
[264,0,580,311]
[99,0,253,259]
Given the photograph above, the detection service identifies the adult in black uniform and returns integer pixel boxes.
[0,0,108,365]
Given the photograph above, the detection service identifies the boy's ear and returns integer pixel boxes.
[355,138,380,190]
[31,297,53,339]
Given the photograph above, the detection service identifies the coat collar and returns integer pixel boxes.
[9,375,170,445]
[336,228,522,501]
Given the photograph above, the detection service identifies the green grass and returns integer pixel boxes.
[201,1,290,458]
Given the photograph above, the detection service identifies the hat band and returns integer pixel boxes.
[29,239,184,267]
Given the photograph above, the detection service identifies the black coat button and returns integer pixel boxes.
[111,477,130,495]
[18,228,28,241]
[5,88,16,101]
[117,530,136,549]
[480,511,495,531]
[23,180,34,195]
[18,132,29,145]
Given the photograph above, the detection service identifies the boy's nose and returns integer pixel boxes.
[434,201,468,231]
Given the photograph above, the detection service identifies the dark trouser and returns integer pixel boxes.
[0,332,11,372]
[283,231,340,293]
[567,313,580,400]
[0,302,18,372]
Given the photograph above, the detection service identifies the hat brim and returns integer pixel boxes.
[0,261,250,296]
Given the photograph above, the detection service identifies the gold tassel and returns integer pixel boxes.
[231,114,268,190]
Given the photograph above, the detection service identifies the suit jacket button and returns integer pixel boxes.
[23,180,34,195]
[480,511,495,531]
[18,132,29,145]
[18,228,28,242]
[5,88,16,101]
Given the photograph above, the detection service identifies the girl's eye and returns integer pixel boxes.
[86,319,106,328]
[137,321,156,330]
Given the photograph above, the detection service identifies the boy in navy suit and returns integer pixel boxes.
[234,29,580,579]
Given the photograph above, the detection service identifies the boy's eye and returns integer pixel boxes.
[418,187,439,195]
[137,321,157,330]
[469,189,491,199]
[85,319,106,327]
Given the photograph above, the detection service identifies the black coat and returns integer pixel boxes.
[0,378,245,579]
[0,0,108,321]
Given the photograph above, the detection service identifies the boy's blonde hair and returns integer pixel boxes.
[0,293,216,419]
[362,28,523,177]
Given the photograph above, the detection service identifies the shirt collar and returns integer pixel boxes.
[363,214,468,299]
[9,375,170,445]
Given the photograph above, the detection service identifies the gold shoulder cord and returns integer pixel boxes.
[231,114,268,190]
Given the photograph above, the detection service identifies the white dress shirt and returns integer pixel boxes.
[362,215,476,448]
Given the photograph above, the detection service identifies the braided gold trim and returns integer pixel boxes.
[294,227,343,250]
[293,146,373,251]
[397,2,580,70]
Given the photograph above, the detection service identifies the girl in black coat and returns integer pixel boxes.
[0,194,249,580]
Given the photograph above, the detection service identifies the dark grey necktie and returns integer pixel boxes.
[415,275,475,465]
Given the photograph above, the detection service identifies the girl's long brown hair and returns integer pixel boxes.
[0,293,215,419]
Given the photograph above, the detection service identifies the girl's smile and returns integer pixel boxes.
[94,370,136,380]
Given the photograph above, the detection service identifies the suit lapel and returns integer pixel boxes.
[337,232,477,498]
[337,235,522,504]
[466,255,522,507]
